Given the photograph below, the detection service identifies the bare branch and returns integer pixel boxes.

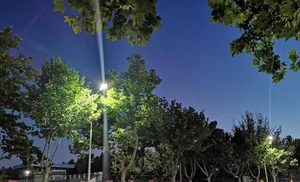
[0,151,5,160]
[247,162,260,180]
[50,138,62,163]
[40,137,50,170]
[196,161,208,176]
[124,137,139,172]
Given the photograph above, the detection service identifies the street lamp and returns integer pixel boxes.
[100,83,108,91]
[24,170,30,182]
[268,135,273,141]
[24,170,30,176]
[87,83,108,182]
[100,83,110,182]
[264,135,274,182]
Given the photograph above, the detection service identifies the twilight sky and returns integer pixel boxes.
[1,0,300,167]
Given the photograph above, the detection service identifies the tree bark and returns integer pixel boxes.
[42,167,50,182]
[171,174,176,182]
[121,171,126,182]
[238,177,241,182]
[264,164,269,182]
[247,163,260,182]
[272,175,276,182]
[207,177,211,182]
[184,159,196,182]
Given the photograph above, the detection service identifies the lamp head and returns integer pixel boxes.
[100,83,108,91]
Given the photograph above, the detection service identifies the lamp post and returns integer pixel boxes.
[100,83,110,182]
[87,83,108,182]
[264,135,274,182]
[87,120,93,182]
[24,170,30,182]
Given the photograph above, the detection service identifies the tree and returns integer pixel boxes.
[29,57,102,182]
[126,148,159,180]
[92,155,107,173]
[240,112,273,182]
[282,136,300,180]
[53,0,161,47]
[207,0,300,83]
[196,122,231,182]
[67,159,76,164]
[264,137,298,182]
[155,143,179,182]
[180,108,211,182]
[153,100,211,182]
[75,154,95,174]
[102,53,161,182]
[0,26,41,163]
[225,112,266,182]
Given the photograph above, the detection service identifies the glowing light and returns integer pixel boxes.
[24,170,30,176]
[268,135,273,141]
[100,83,108,91]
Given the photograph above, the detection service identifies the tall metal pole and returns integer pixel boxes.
[103,90,110,182]
[88,122,93,181]
[27,146,30,182]
[93,0,110,180]
[179,163,182,182]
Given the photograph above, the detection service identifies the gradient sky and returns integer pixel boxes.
[1,0,300,167]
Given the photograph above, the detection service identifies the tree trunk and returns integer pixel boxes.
[272,175,276,182]
[238,177,242,182]
[264,164,268,182]
[121,171,127,182]
[207,177,211,182]
[171,174,176,182]
[42,167,50,182]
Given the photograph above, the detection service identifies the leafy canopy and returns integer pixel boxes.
[108,54,161,176]
[30,57,101,139]
[196,123,231,179]
[208,0,300,83]
[0,26,41,163]
[29,57,102,175]
[53,0,161,47]
[152,100,211,180]
[265,139,298,173]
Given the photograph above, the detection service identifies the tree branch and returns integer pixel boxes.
[124,137,139,172]
[196,161,208,176]
[50,138,62,163]
[0,151,5,160]
[223,164,239,178]
[45,136,52,169]
[184,161,191,181]
[247,162,260,180]
[40,138,49,170]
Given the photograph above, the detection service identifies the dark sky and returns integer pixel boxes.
[1,0,300,167]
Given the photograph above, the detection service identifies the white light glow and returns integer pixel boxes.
[100,83,108,91]
[268,135,274,141]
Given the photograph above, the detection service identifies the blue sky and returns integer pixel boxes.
[1,0,300,167]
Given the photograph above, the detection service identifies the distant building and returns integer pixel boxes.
[7,163,75,182]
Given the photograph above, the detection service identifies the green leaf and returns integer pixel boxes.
[234,13,245,23]
[252,58,260,66]
[64,16,72,26]
[207,0,300,83]
[0,26,40,164]
[53,0,160,47]
[72,25,82,34]
[53,0,66,13]
[288,48,298,63]
[120,4,134,11]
